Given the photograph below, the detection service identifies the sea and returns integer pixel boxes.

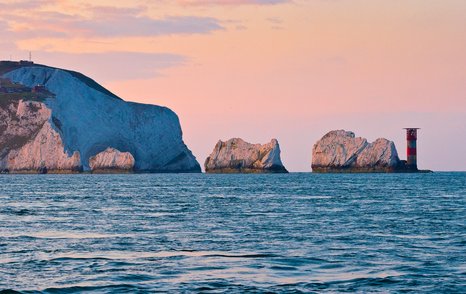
[0,173,464,293]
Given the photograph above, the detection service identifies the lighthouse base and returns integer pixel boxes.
[393,160,433,173]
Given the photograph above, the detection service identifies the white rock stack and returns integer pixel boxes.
[89,148,135,173]
[311,130,401,172]
[205,138,288,173]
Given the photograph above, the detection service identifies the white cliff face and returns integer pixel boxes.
[0,100,50,145]
[312,130,401,172]
[205,138,288,173]
[89,148,135,172]
[7,121,81,172]
[3,65,200,172]
[0,100,81,172]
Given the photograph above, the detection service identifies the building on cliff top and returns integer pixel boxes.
[19,60,34,65]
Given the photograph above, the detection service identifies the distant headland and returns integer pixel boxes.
[0,60,200,174]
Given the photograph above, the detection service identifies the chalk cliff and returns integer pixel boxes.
[205,138,288,173]
[0,61,200,173]
[312,130,401,172]
[0,99,81,173]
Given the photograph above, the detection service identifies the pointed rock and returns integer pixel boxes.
[312,130,401,172]
[89,148,135,173]
[205,138,288,173]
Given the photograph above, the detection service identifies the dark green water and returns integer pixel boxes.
[0,173,465,293]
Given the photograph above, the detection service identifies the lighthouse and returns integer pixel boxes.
[403,128,419,170]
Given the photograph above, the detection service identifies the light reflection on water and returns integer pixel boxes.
[0,173,465,293]
[2,231,126,239]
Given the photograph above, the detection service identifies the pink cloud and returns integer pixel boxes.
[177,0,289,5]
[0,5,223,39]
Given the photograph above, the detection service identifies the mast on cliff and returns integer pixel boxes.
[403,128,420,170]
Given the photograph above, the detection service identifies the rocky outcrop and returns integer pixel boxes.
[356,138,400,168]
[312,130,402,172]
[89,148,135,173]
[0,100,81,173]
[205,138,288,173]
[0,61,201,173]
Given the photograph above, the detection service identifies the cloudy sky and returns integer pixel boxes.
[1,0,465,171]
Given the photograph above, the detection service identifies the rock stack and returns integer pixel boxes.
[311,130,402,172]
[205,138,288,173]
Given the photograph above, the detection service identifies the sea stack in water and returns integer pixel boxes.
[89,148,135,173]
[312,130,404,172]
[0,60,201,173]
[205,138,288,173]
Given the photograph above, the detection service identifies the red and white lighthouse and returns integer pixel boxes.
[403,128,419,170]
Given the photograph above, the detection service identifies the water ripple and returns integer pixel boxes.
[0,172,465,293]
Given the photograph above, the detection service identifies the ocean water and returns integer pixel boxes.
[0,173,465,293]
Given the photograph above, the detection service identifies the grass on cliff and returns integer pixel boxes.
[0,61,23,75]
[0,93,48,107]
[0,61,121,100]
[0,78,52,107]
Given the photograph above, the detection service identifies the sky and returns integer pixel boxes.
[0,0,465,171]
